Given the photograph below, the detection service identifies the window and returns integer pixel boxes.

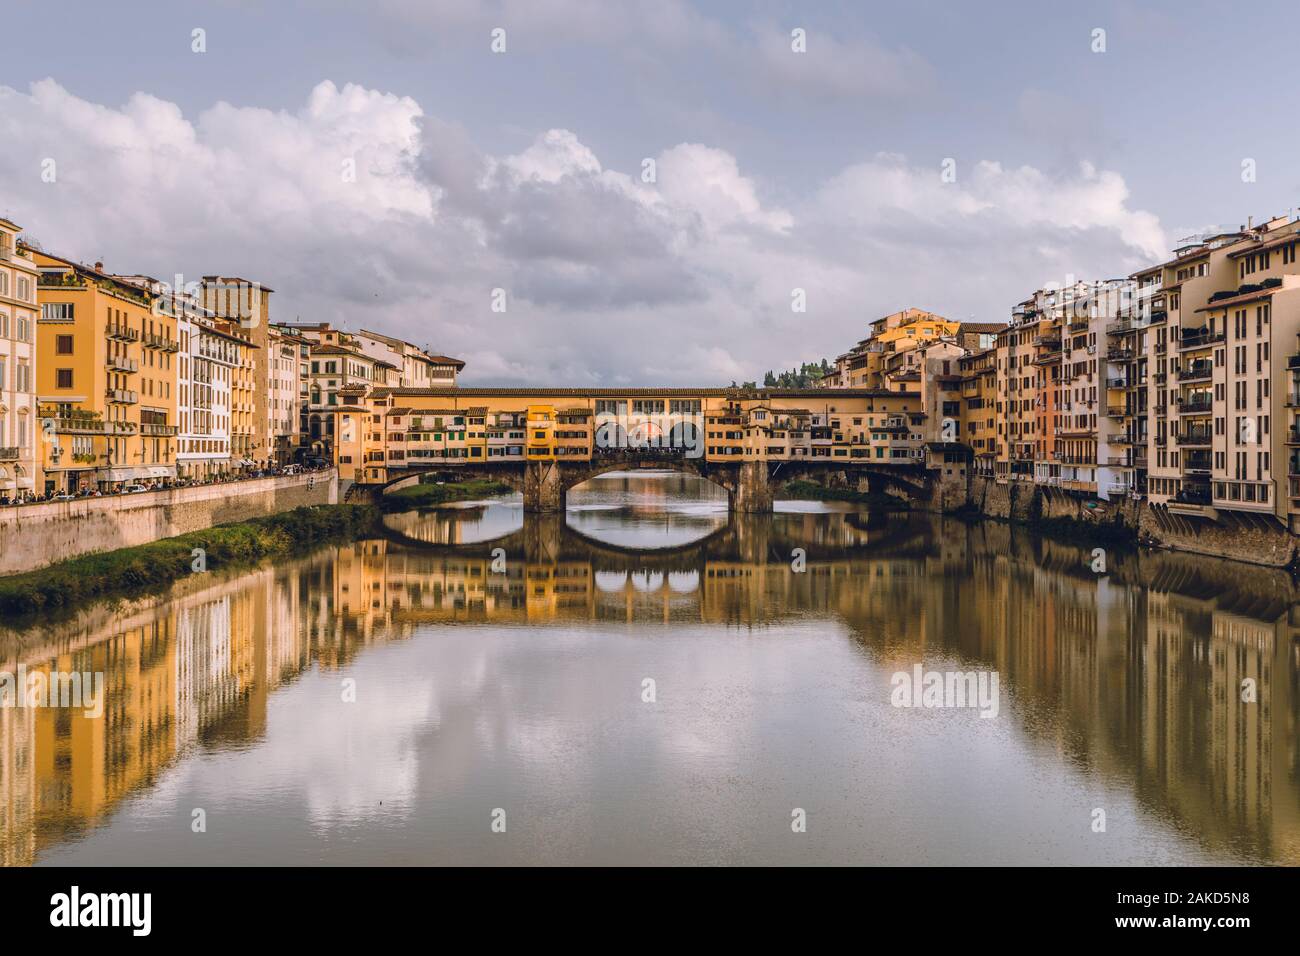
[42,302,75,320]
[56,334,74,355]
[56,368,73,388]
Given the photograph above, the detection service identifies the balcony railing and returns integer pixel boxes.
[105,388,139,404]
[1177,364,1212,382]
[1176,430,1212,446]
[1105,406,1127,418]
[106,355,139,373]
[144,333,181,352]
[0,446,19,461]
[140,423,178,436]
[1178,331,1225,350]
[1177,396,1212,414]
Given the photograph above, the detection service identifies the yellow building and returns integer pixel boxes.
[526,404,557,460]
[30,250,178,493]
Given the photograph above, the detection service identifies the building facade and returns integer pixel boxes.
[31,251,179,493]
[0,219,39,501]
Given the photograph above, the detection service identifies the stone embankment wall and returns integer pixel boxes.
[1138,503,1298,568]
[0,471,338,576]
[949,473,1299,568]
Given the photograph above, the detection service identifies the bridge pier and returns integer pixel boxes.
[523,460,567,513]
[730,461,773,514]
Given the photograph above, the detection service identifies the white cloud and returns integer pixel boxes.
[0,79,1166,385]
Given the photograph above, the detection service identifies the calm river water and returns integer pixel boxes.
[2,471,1298,865]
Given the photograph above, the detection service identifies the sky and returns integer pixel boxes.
[3,0,1300,385]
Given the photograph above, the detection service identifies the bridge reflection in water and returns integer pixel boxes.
[2,492,1299,864]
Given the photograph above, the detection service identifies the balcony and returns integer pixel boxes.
[105,388,138,404]
[0,446,19,461]
[1105,320,1132,335]
[1105,406,1128,418]
[140,423,178,437]
[1289,355,1300,370]
[1177,364,1212,383]
[104,421,137,436]
[106,355,139,373]
[144,333,181,352]
[1106,347,1135,362]
[106,323,139,342]
[1182,454,1212,474]
[1176,429,1212,446]
[38,272,87,289]
[1288,427,1300,445]
[1178,330,1224,350]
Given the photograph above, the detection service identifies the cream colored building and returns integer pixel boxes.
[0,219,39,500]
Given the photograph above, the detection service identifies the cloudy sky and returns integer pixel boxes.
[3,0,1300,385]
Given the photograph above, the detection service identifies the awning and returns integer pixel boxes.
[100,467,153,482]
[0,480,15,491]
[15,477,34,489]
[146,466,175,479]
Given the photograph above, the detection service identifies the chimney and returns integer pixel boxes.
[1247,216,1253,230]
[94,260,104,272]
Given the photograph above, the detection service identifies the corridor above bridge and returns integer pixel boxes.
[332,386,935,482]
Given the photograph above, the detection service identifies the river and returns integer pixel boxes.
[2,471,1297,865]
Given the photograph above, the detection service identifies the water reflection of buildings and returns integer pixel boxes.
[1,510,1298,864]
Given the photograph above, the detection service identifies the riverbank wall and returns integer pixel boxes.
[0,471,338,576]
[949,473,1299,568]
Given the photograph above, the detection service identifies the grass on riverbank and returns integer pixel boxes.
[0,503,381,617]
[777,479,909,510]
[379,477,515,512]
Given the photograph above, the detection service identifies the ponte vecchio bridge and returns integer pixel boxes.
[335,386,956,512]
